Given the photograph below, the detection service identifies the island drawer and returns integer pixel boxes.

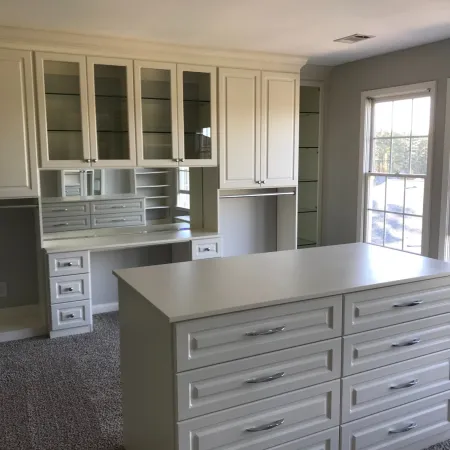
[50,299,91,331]
[42,202,90,218]
[90,198,145,215]
[175,296,342,371]
[49,273,91,304]
[43,215,91,233]
[177,380,340,450]
[265,427,339,450]
[91,212,145,229]
[344,277,450,335]
[191,237,223,260]
[177,338,341,420]
[48,251,90,277]
[341,349,450,422]
[343,313,450,376]
[340,391,450,450]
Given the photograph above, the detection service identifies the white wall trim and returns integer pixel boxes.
[93,302,119,315]
[0,26,307,72]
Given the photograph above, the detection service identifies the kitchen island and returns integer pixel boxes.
[115,243,450,450]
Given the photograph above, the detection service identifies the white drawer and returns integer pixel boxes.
[178,380,340,450]
[91,212,145,229]
[175,296,342,371]
[191,237,222,260]
[50,299,92,331]
[42,202,89,218]
[342,349,450,422]
[177,338,341,420]
[267,427,339,450]
[90,198,145,214]
[48,251,90,277]
[344,277,450,334]
[49,273,91,304]
[43,215,91,233]
[343,313,450,376]
[340,391,450,450]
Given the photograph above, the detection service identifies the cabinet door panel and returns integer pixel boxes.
[219,68,261,188]
[261,72,299,187]
[0,49,38,197]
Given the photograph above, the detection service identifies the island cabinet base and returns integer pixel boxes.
[117,263,450,450]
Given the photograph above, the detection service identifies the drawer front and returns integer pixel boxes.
[177,338,341,420]
[343,313,450,376]
[342,349,450,422]
[175,296,342,371]
[191,238,223,260]
[49,273,91,304]
[42,202,89,218]
[178,380,340,450]
[267,427,339,450]
[344,277,450,334]
[91,212,145,229]
[43,215,91,233]
[341,391,450,450]
[90,198,145,215]
[48,251,90,277]
[50,299,92,331]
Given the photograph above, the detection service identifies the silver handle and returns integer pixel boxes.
[246,372,285,384]
[66,313,75,319]
[392,338,421,348]
[107,205,127,209]
[261,180,266,184]
[256,181,261,184]
[110,218,127,222]
[245,326,286,337]
[85,159,91,163]
[92,159,98,163]
[388,422,417,434]
[52,208,69,212]
[63,262,73,267]
[64,287,74,292]
[179,158,184,162]
[201,247,212,252]
[393,300,423,308]
[246,418,284,433]
[173,158,179,162]
[54,223,69,227]
[390,379,418,390]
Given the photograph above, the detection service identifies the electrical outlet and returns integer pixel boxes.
[0,282,7,298]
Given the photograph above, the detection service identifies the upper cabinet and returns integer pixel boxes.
[0,49,38,198]
[219,68,299,189]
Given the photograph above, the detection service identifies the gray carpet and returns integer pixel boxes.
[0,312,449,450]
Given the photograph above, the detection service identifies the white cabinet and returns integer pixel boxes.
[219,68,299,189]
[0,49,38,198]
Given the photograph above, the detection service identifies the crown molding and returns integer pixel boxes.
[0,26,308,72]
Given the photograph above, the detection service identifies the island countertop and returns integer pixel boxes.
[114,243,450,323]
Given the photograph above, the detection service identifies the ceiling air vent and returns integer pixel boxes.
[334,34,374,44]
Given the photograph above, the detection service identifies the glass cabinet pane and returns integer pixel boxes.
[43,61,84,161]
[93,64,130,161]
[182,71,212,160]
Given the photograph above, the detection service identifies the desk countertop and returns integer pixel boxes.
[114,243,450,322]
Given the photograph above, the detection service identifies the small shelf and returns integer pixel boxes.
[143,131,172,134]
[298,179,318,183]
[145,205,170,210]
[300,111,320,115]
[299,147,319,149]
[136,171,169,175]
[45,92,80,96]
[145,195,170,199]
[297,238,317,247]
[298,208,317,213]
[137,184,170,188]
[97,130,129,133]
[48,129,82,132]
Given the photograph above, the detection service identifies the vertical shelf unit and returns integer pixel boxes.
[298,83,322,249]
[133,169,174,225]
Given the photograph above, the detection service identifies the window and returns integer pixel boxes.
[177,167,190,210]
[361,84,434,255]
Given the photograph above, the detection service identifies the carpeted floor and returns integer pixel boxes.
[0,312,449,450]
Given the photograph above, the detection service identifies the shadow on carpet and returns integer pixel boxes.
[0,312,124,450]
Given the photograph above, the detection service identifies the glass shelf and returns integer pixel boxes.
[45,92,81,96]
[48,129,82,132]
[300,111,320,115]
[298,208,317,213]
[297,238,317,247]
[299,179,318,182]
[97,130,129,133]
[299,146,319,149]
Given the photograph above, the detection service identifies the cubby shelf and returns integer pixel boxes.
[297,238,317,247]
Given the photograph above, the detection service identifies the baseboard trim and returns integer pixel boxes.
[50,325,91,339]
[92,303,119,315]
[0,326,47,343]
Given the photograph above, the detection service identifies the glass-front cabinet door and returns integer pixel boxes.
[135,61,179,167]
[177,65,217,166]
[87,57,136,167]
[35,53,91,168]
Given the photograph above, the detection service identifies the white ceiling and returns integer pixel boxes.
[1,0,450,65]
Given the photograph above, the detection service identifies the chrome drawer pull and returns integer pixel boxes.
[390,379,418,390]
[388,422,417,434]
[393,300,423,308]
[245,326,286,337]
[63,262,73,267]
[110,218,127,222]
[392,338,421,348]
[66,314,75,319]
[64,287,74,292]
[246,372,285,384]
[54,223,69,227]
[52,208,69,212]
[107,205,126,209]
[245,418,284,432]
[201,247,212,252]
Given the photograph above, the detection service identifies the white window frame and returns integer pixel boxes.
[357,81,436,256]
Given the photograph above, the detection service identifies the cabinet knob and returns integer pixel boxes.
[173,158,179,162]
[63,262,73,267]
[179,158,184,162]
[85,159,91,163]
[92,159,98,163]
[66,313,75,319]
[65,287,74,292]
[261,180,266,184]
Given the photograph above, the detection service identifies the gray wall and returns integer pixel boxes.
[323,38,450,257]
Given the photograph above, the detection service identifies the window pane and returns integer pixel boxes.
[404,178,424,216]
[374,102,392,138]
[404,216,422,254]
[385,213,404,249]
[410,137,428,175]
[412,97,431,136]
[372,139,391,172]
[367,176,386,210]
[391,138,410,174]
[386,177,404,213]
[392,99,412,137]
[367,211,384,245]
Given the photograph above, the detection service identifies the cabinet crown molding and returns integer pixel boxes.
[0,26,307,72]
